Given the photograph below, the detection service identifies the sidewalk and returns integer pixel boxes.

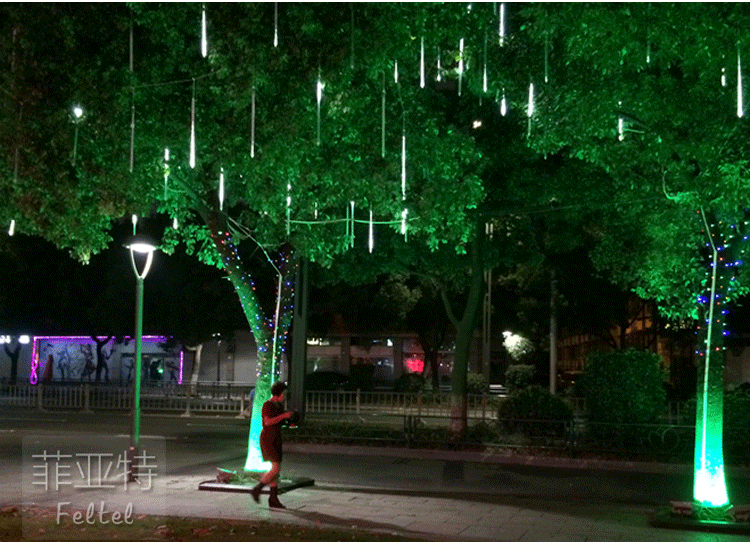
[11,443,750,542]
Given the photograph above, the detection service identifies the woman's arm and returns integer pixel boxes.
[263,410,293,427]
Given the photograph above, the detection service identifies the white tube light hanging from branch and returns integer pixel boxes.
[163,147,169,199]
[483,30,488,94]
[527,81,534,137]
[738,45,744,118]
[251,81,256,158]
[368,209,374,253]
[201,5,207,58]
[190,79,196,168]
[381,74,386,158]
[401,116,406,201]
[219,167,225,211]
[286,182,292,235]
[273,2,279,47]
[458,38,464,96]
[317,69,324,146]
[8,219,14,237]
[499,3,505,46]
[420,37,425,89]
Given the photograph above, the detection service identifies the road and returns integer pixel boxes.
[2,408,750,520]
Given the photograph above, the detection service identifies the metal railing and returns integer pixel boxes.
[0,382,699,425]
[304,390,502,422]
[0,382,254,416]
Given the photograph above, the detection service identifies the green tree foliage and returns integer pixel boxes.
[581,349,666,424]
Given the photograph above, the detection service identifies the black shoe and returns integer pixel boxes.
[250,482,265,503]
[268,485,286,509]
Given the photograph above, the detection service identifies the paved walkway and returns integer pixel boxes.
[9,444,750,542]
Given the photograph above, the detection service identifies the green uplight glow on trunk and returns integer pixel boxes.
[244,373,272,472]
[693,215,729,507]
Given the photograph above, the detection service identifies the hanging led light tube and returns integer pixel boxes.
[499,3,505,46]
[251,82,256,158]
[458,38,464,96]
[219,167,225,210]
[317,69,324,145]
[201,5,207,58]
[738,45,744,118]
[368,209,374,253]
[420,37,425,89]
[190,79,196,168]
[273,2,279,47]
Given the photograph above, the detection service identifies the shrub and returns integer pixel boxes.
[498,385,573,421]
[504,364,535,392]
[580,349,666,424]
[394,373,427,393]
[467,372,488,394]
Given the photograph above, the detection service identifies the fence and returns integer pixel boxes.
[0,383,696,424]
[0,382,254,416]
[304,390,500,422]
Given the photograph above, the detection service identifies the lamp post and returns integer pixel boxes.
[127,234,156,480]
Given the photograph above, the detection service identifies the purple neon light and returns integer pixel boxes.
[29,335,183,385]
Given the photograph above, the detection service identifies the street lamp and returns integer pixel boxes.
[126,233,157,479]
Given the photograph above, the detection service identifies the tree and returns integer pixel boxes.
[0,4,492,463]
[510,2,750,510]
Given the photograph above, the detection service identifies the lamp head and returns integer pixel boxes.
[126,234,158,279]
[126,234,158,254]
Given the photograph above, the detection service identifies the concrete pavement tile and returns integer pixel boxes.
[462,525,527,541]
[406,520,469,537]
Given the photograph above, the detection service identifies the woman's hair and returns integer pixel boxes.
[270,381,287,396]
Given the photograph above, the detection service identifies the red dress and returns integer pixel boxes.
[259,400,284,462]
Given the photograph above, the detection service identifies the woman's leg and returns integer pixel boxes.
[260,462,280,485]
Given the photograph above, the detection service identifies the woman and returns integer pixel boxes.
[250,380,294,509]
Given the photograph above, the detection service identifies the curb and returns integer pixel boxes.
[198,477,315,495]
[284,443,750,477]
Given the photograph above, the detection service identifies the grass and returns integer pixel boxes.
[0,505,423,542]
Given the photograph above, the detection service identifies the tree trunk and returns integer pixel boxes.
[692,223,729,507]
[446,223,485,438]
